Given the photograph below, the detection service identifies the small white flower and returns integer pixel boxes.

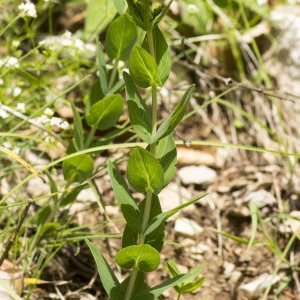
[257,0,267,4]
[18,0,37,18]
[17,102,26,113]
[12,147,21,155]
[3,141,12,149]
[118,61,125,69]
[0,107,9,119]
[36,115,50,124]
[0,79,4,85]
[39,40,46,46]
[12,87,22,97]
[49,117,63,127]
[0,56,20,69]
[187,4,199,14]
[159,87,169,98]
[64,30,72,39]
[60,120,70,130]
[74,39,85,52]
[44,108,54,117]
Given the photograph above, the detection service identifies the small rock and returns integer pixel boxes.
[27,176,51,199]
[243,190,276,208]
[105,205,120,217]
[190,242,210,254]
[77,187,98,202]
[229,270,243,284]
[159,182,194,220]
[223,261,235,279]
[178,165,217,185]
[238,273,281,299]
[174,217,204,238]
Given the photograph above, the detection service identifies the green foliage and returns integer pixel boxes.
[129,46,162,88]
[62,154,94,183]
[84,0,117,40]
[105,14,138,61]
[142,26,172,85]
[116,244,160,272]
[127,146,164,194]
[86,239,124,300]
[85,94,123,130]
[108,160,142,234]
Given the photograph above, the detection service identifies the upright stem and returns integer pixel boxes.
[124,15,159,300]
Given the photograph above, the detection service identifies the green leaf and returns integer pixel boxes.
[127,146,164,194]
[152,112,172,143]
[178,277,205,294]
[124,72,152,144]
[87,79,104,114]
[116,244,160,272]
[167,262,204,294]
[85,94,123,130]
[142,26,172,85]
[39,222,60,239]
[71,102,84,151]
[97,40,108,95]
[131,273,193,300]
[126,0,149,31]
[108,160,142,234]
[113,0,126,15]
[37,206,51,226]
[62,154,94,183]
[44,169,58,203]
[59,183,89,207]
[166,260,181,277]
[143,194,207,236]
[155,135,177,188]
[161,85,195,138]
[129,46,161,88]
[209,228,263,245]
[84,0,117,40]
[105,14,138,61]
[151,0,173,28]
[122,194,164,252]
[108,78,125,95]
[86,240,124,300]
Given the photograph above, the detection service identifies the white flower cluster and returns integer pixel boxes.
[18,0,37,18]
[0,105,9,119]
[0,56,20,69]
[36,108,70,130]
[39,30,96,55]
[2,142,21,155]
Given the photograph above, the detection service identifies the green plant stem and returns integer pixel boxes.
[124,268,139,300]
[124,13,159,300]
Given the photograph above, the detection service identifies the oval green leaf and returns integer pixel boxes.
[85,94,123,130]
[124,72,152,144]
[116,244,160,272]
[127,146,164,194]
[142,26,172,85]
[108,160,142,234]
[160,85,195,138]
[105,14,138,61]
[129,46,161,88]
[155,134,177,188]
[62,154,94,183]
